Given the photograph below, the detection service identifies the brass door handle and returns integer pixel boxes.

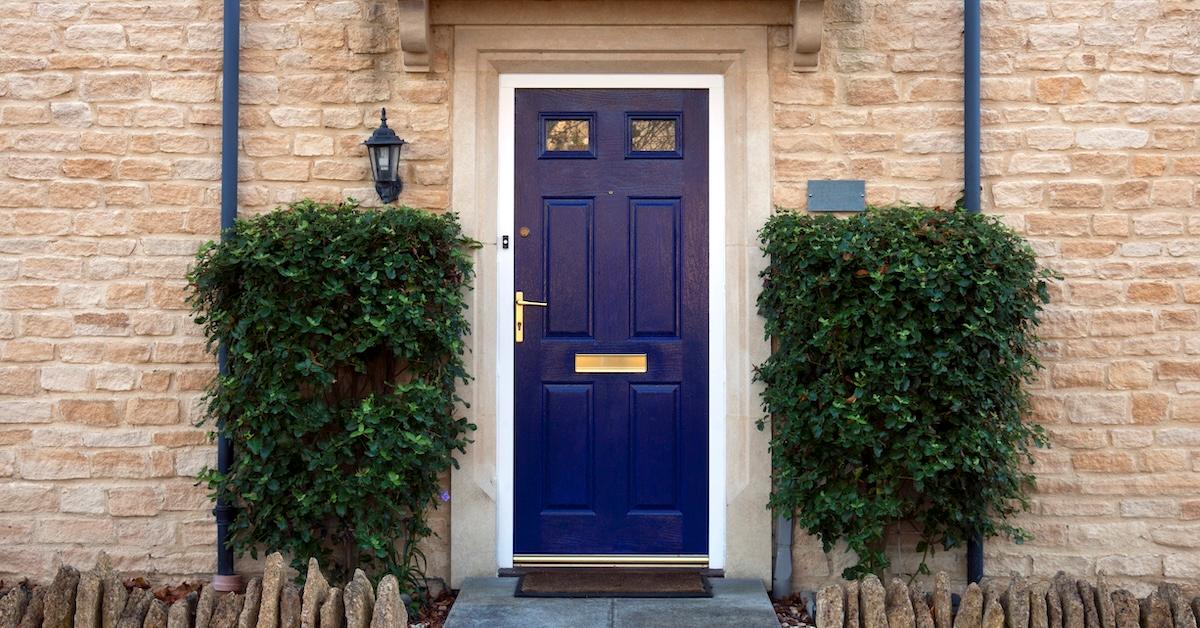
[515,291,548,342]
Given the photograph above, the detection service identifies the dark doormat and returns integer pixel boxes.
[514,571,713,598]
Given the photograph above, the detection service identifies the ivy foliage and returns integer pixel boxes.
[756,204,1051,579]
[189,199,477,590]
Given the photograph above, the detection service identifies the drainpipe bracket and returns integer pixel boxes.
[211,574,245,593]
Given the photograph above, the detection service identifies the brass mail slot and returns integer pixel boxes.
[574,353,647,373]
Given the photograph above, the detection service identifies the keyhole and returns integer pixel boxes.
[519,227,530,237]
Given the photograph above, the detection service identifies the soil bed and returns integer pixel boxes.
[774,593,816,628]
[414,589,458,627]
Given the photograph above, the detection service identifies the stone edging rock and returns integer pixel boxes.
[817,573,1200,628]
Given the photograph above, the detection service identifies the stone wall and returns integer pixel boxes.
[0,0,1198,592]
[0,0,451,582]
[777,0,1200,592]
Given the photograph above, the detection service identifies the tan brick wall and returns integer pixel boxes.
[1,0,1198,592]
[0,0,450,582]
[778,0,1200,595]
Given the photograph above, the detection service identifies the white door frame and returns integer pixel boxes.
[495,73,727,570]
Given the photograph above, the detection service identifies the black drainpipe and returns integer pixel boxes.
[211,0,242,593]
[964,0,984,586]
[964,0,982,216]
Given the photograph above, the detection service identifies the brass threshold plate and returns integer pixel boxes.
[513,554,708,568]
[574,353,647,373]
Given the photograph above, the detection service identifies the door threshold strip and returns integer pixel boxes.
[512,555,708,568]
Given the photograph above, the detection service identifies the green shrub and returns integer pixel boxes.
[189,199,477,591]
[756,204,1050,579]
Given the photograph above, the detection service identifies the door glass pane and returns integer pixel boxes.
[630,118,677,152]
[545,118,590,152]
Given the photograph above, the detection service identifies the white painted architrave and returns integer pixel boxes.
[496,73,727,570]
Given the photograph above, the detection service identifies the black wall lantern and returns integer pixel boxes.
[364,108,406,204]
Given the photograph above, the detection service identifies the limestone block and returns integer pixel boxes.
[1162,584,1196,628]
[845,581,861,628]
[1005,576,1030,628]
[17,587,43,628]
[1054,573,1084,628]
[43,566,80,628]
[1078,581,1100,628]
[886,579,916,628]
[144,600,168,628]
[279,585,300,628]
[115,589,152,628]
[368,576,406,628]
[817,585,844,628]
[195,586,215,628]
[343,571,375,628]
[1029,583,1049,628]
[0,587,29,628]
[300,559,329,628]
[255,554,285,628]
[210,594,243,628]
[236,579,261,628]
[1107,591,1138,628]
[74,573,102,628]
[1094,579,1116,628]
[954,584,984,628]
[932,573,952,628]
[1140,590,1172,628]
[166,593,195,628]
[318,589,343,628]
[911,583,934,628]
[101,574,127,628]
[985,596,1006,628]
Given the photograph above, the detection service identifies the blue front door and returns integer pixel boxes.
[513,89,709,556]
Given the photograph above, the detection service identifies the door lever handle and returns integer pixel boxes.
[515,291,548,343]
[516,294,548,307]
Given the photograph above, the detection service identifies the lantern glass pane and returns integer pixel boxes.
[367,146,382,183]
[385,145,401,181]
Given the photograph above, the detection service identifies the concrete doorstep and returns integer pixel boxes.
[444,577,780,628]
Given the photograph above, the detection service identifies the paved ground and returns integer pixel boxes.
[444,577,780,627]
